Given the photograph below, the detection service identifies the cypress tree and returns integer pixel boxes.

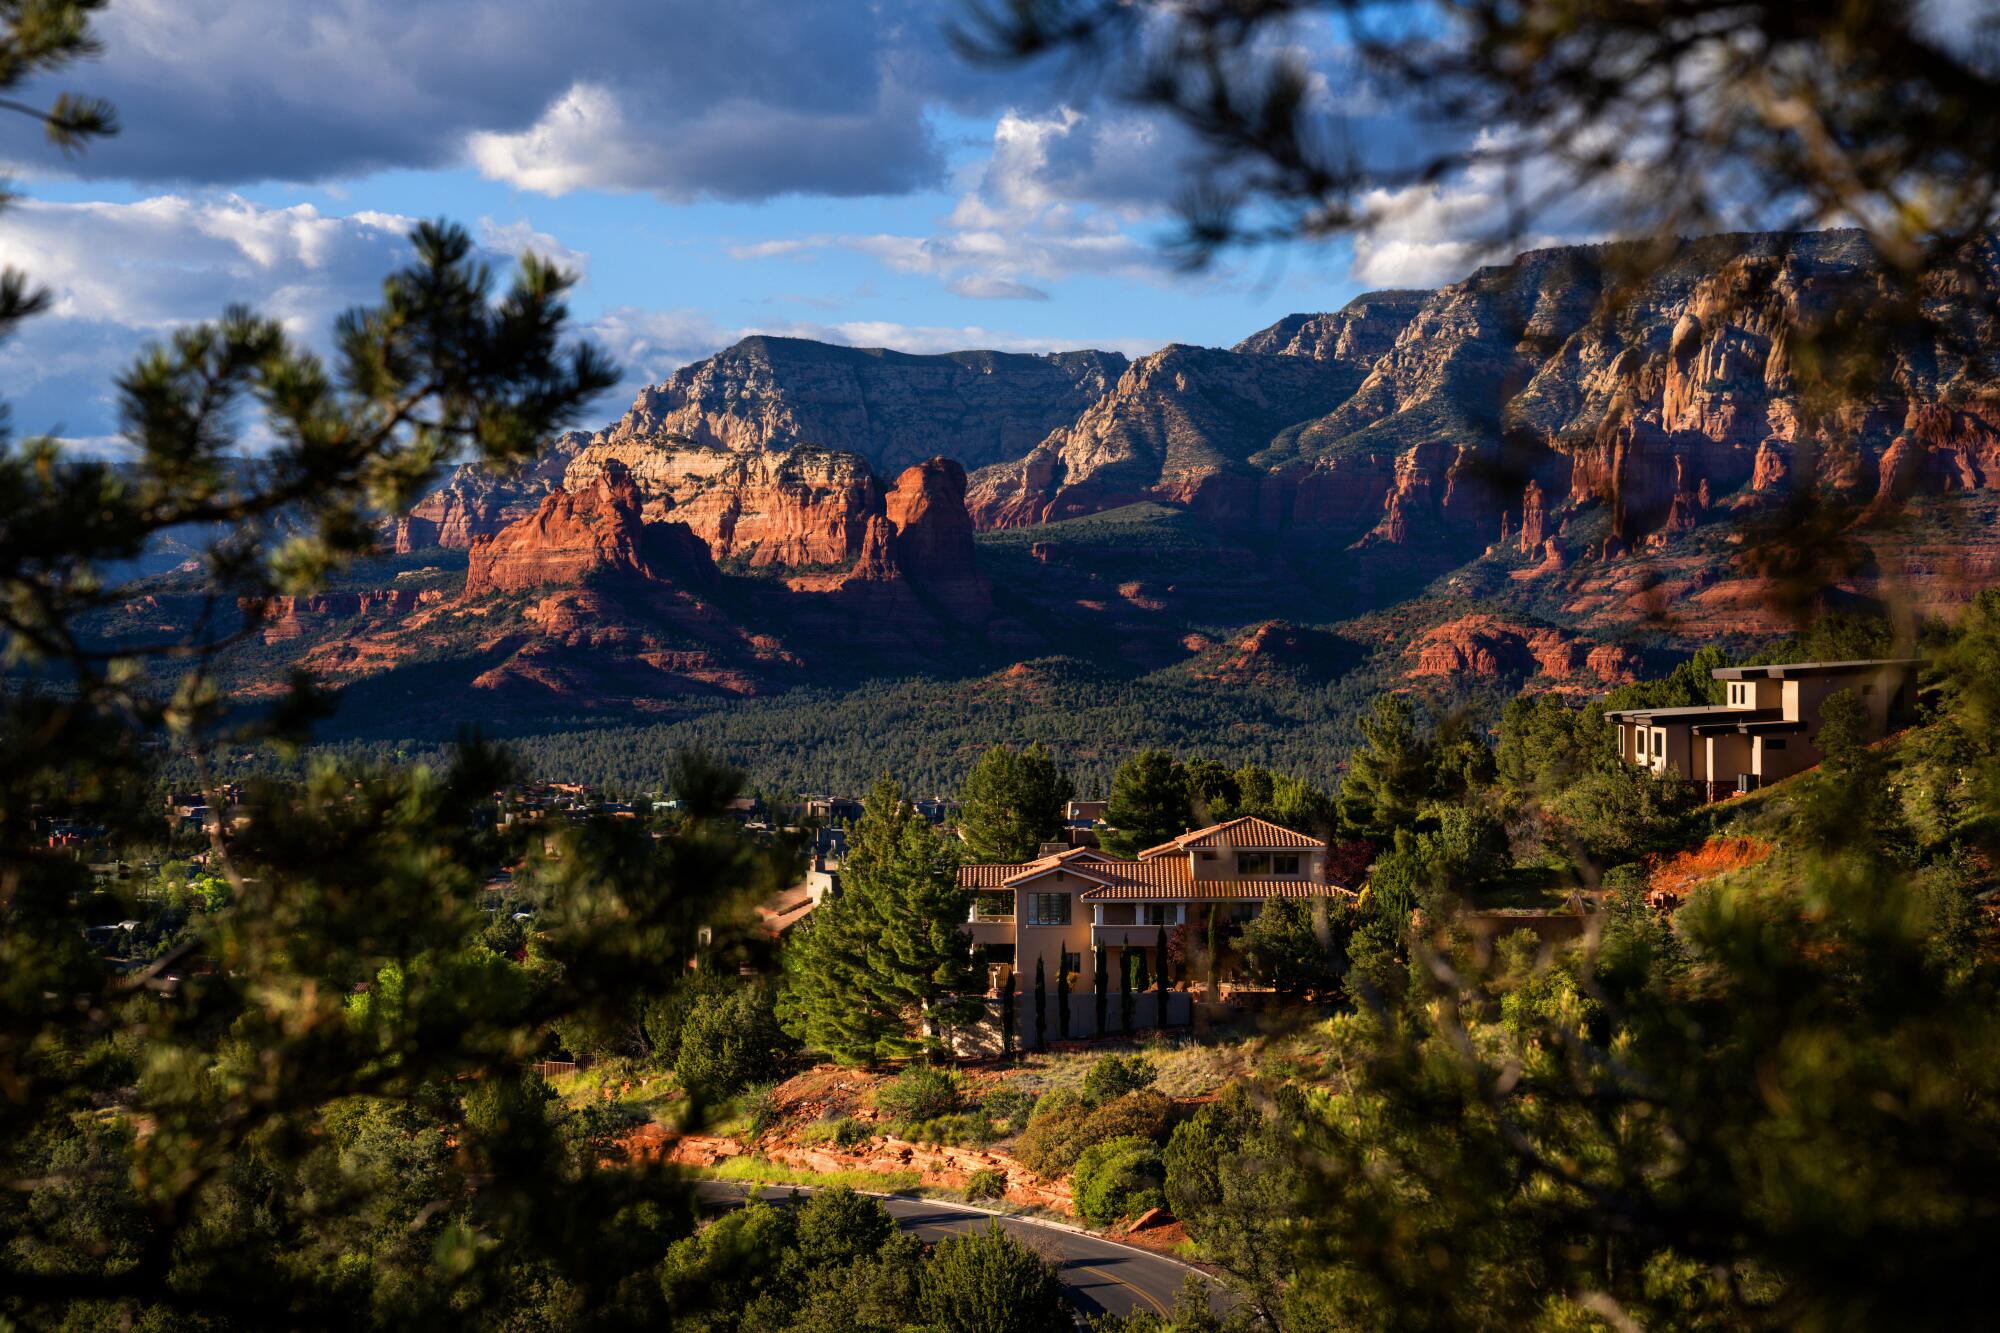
[1000,965,1016,1057]
[1119,940,1135,1036]
[1156,923,1172,1027]
[1034,955,1048,1049]
[1057,958,1072,1040]
[1132,940,1150,1003]
[1206,905,1220,995]
[1093,942,1109,1036]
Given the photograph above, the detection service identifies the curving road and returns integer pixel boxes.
[694,1180,1217,1320]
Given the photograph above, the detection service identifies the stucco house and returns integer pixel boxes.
[1605,658,1920,799]
[954,815,1354,1029]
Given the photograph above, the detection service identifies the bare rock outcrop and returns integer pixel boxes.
[603,336,1125,475]
[463,467,717,598]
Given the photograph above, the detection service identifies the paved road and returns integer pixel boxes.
[694,1180,1212,1319]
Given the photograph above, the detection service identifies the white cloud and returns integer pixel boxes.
[728,107,1187,301]
[39,1,966,200]
[0,196,590,442]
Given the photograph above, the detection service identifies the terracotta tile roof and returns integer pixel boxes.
[1081,878,1353,902]
[958,863,1031,888]
[1137,815,1325,858]
[955,847,1115,889]
[961,854,1352,901]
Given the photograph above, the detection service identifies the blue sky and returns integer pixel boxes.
[0,1,1503,447]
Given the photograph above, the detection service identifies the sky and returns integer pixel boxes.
[0,0,1530,448]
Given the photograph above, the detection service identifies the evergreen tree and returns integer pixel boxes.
[1093,942,1109,1035]
[958,742,1075,863]
[1119,943,1136,1035]
[1131,939,1151,1003]
[1206,906,1221,994]
[778,777,982,1064]
[1000,965,1016,1057]
[1155,924,1170,1006]
[1100,749,1193,856]
[1034,955,1048,1050]
[1337,695,1435,838]
[1057,959,1072,1040]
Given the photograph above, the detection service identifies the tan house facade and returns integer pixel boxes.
[1605,658,1920,799]
[954,816,1354,1030]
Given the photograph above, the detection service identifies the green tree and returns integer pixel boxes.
[958,742,1075,863]
[778,777,983,1064]
[672,977,791,1101]
[1057,957,1072,1040]
[1093,941,1109,1035]
[1337,695,1435,838]
[1163,1084,1300,1326]
[1072,1136,1167,1226]
[1100,749,1193,855]
[1239,897,1344,999]
[1000,964,1017,1057]
[1033,955,1048,1050]
[1154,924,1170,1000]
[1118,943,1135,1035]
[916,1223,1070,1333]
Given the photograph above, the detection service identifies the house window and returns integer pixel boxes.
[1271,854,1300,875]
[1764,739,1788,751]
[1061,950,1082,974]
[983,944,1015,965]
[1237,851,1272,875]
[1652,731,1664,757]
[1139,903,1181,926]
[1026,893,1071,926]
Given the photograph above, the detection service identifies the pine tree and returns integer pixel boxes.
[1034,955,1048,1050]
[958,742,1075,863]
[1093,942,1109,1035]
[778,777,981,1064]
[1338,695,1437,838]
[1057,959,1072,1040]
[1100,749,1193,856]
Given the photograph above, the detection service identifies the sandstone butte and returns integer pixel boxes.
[281,227,2000,702]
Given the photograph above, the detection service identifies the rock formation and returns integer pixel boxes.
[463,467,717,597]
[601,336,1125,475]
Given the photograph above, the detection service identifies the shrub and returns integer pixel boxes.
[981,1086,1037,1135]
[1011,1099,1094,1179]
[1082,1089,1173,1144]
[1082,1053,1155,1104]
[1072,1135,1166,1226]
[900,1112,993,1146]
[1012,1089,1173,1179]
[963,1167,1007,1202]
[875,1066,962,1123]
[673,979,790,1099]
[738,1082,781,1144]
[1028,1085,1087,1123]
[801,1115,872,1149]
[794,1185,895,1271]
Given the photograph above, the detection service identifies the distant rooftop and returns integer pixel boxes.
[1710,657,1923,680]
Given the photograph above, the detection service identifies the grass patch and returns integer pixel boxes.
[699,1156,922,1195]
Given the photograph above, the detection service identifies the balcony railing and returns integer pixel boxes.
[968,908,1016,924]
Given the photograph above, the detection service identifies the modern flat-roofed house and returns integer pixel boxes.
[955,815,1353,1031]
[1605,658,1920,799]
